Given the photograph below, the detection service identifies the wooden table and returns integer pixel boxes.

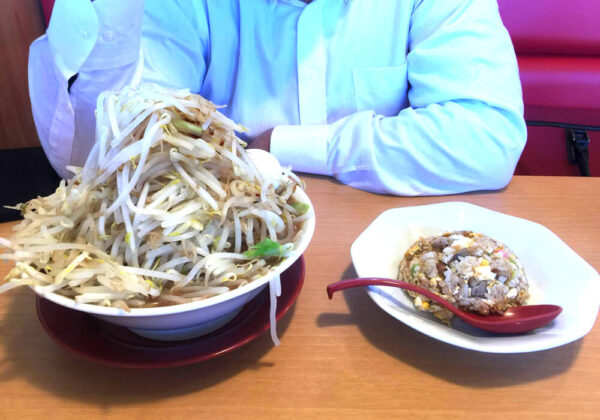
[0,175,599,419]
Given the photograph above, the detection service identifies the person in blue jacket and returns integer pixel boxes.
[29,0,526,195]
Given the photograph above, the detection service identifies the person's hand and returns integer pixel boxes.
[247,128,273,152]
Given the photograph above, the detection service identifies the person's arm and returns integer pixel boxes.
[269,0,526,196]
[28,0,207,178]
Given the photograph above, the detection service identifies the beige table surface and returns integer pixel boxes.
[0,175,599,419]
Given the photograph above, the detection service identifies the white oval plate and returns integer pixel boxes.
[350,202,600,353]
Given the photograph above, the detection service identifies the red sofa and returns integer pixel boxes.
[41,0,53,28]
[41,0,600,176]
[498,0,600,176]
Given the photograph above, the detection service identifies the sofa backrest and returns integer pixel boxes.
[41,0,54,27]
[498,0,600,176]
[498,0,600,56]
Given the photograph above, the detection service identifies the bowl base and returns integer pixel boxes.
[128,306,244,341]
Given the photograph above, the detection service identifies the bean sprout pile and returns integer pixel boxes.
[0,84,310,310]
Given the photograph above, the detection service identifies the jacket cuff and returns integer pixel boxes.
[270,124,331,175]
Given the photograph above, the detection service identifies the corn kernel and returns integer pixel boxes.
[421,301,430,310]
[480,259,490,266]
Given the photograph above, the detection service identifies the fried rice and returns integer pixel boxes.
[398,230,529,324]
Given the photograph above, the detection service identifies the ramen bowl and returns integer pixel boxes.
[31,151,315,341]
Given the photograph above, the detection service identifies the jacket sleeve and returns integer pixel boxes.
[28,0,208,178]
[271,0,526,195]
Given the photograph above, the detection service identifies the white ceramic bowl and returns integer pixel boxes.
[32,151,315,340]
[351,202,600,353]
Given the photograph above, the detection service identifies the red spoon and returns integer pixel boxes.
[326,278,562,334]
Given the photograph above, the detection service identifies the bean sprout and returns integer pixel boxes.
[0,84,309,309]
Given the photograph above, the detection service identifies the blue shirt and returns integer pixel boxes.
[29,0,526,195]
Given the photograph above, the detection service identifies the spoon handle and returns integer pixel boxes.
[326,278,463,318]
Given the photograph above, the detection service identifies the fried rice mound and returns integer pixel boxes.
[398,230,529,324]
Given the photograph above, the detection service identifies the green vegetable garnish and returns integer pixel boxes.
[172,119,204,137]
[411,263,420,277]
[291,202,310,215]
[244,238,286,259]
